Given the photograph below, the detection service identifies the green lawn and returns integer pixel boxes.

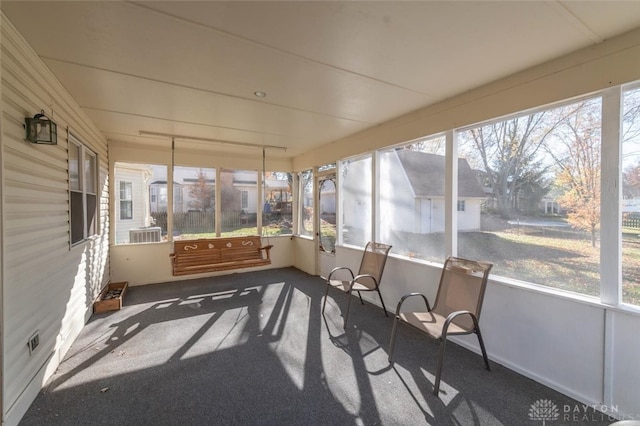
[458,229,640,305]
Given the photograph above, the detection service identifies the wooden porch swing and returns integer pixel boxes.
[170,235,273,275]
[168,141,277,276]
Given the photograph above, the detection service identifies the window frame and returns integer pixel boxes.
[297,169,314,239]
[338,153,372,249]
[322,86,640,309]
[263,171,294,236]
[119,181,133,220]
[241,190,249,210]
[69,134,98,246]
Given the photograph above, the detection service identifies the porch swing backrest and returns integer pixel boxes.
[170,236,273,276]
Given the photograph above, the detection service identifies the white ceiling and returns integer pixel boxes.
[4,1,640,159]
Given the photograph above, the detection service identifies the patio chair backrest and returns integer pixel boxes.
[432,256,493,332]
[356,242,392,289]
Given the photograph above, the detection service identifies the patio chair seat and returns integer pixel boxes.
[398,312,469,340]
[327,279,377,292]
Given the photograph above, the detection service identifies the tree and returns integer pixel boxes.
[406,135,446,155]
[623,87,640,145]
[622,88,640,197]
[623,161,640,198]
[459,113,560,218]
[547,100,601,247]
[512,167,552,213]
[187,169,214,212]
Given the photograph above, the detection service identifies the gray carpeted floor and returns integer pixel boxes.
[20,267,614,425]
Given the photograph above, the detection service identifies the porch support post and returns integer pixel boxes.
[445,130,458,257]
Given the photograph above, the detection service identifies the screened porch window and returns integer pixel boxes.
[69,136,97,245]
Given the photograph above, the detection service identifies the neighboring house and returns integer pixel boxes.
[149,168,266,214]
[114,164,154,244]
[622,198,640,214]
[230,170,258,213]
[319,179,336,215]
[265,176,293,217]
[538,186,567,215]
[540,196,561,215]
[380,150,486,234]
[149,180,183,213]
[265,176,292,204]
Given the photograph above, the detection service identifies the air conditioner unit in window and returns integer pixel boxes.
[129,227,161,243]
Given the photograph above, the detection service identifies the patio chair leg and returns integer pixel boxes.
[377,289,388,317]
[388,315,400,363]
[476,328,491,371]
[322,283,330,314]
[358,291,364,305]
[434,338,448,396]
[344,291,354,329]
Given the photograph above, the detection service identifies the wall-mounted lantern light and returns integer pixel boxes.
[25,110,57,145]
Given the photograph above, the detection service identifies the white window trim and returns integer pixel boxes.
[69,133,98,246]
[327,84,636,309]
[119,181,133,220]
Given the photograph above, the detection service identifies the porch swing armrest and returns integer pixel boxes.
[259,244,274,260]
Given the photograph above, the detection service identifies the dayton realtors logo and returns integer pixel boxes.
[529,399,626,423]
[529,399,560,425]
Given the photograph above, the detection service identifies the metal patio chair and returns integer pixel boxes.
[322,241,392,329]
[388,256,493,395]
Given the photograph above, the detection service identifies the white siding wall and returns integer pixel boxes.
[114,166,150,244]
[235,185,257,213]
[1,15,109,426]
[431,198,445,233]
[379,151,414,235]
[422,197,481,233]
[457,198,482,231]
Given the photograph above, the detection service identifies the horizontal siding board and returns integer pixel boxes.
[4,212,68,230]
[3,183,68,201]
[3,140,68,173]
[3,225,69,246]
[2,132,69,175]
[2,15,110,419]
[3,199,68,214]
[4,222,68,241]
[4,262,80,307]
[5,236,70,269]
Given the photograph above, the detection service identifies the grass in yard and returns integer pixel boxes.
[458,229,640,305]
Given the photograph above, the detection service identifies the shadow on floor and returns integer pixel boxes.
[20,268,615,425]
